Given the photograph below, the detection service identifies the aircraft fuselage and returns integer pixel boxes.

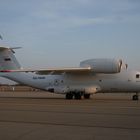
[3,70,140,94]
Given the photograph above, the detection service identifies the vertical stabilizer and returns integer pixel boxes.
[0,47,21,70]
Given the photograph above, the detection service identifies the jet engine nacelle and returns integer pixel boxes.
[80,58,122,73]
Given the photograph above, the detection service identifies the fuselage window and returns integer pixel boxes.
[136,74,140,79]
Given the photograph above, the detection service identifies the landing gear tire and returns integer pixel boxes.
[66,93,73,99]
[132,95,139,100]
[74,93,82,100]
[84,94,90,99]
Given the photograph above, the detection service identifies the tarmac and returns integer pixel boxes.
[0,91,140,140]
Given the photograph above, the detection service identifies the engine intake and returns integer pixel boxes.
[80,58,122,73]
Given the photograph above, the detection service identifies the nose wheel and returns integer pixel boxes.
[132,94,139,100]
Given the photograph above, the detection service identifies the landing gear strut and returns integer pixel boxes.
[132,93,139,100]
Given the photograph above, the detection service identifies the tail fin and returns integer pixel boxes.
[0,47,21,70]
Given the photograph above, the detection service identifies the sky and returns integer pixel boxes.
[0,0,140,71]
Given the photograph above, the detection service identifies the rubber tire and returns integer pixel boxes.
[132,95,139,100]
[74,93,82,100]
[66,93,73,99]
[84,94,90,99]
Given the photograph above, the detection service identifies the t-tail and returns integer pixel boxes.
[0,47,21,71]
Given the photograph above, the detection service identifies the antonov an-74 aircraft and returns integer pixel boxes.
[0,47,140,100]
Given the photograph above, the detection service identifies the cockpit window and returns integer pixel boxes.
[136,74,140,79]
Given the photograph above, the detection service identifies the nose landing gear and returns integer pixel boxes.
[132,93,139,100]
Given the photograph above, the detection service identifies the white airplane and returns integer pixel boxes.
[0,46,140,100]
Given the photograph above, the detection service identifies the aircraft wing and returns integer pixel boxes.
[0,67,92,75]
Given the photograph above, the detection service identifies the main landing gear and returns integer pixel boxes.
[84,94,90,99]
[66,93,73,99]
[66,92,91,100]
